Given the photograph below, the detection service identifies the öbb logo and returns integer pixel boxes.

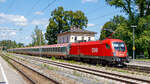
[92,48,98,53]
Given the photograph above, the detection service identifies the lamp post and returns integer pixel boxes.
[39,33,41,57]
[39,25,43,57]
[131,25,137,61]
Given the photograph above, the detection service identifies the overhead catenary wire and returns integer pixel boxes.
[86,5,107,16]
[20,0,56,30]
[25,0,41,17]
[5,0,15,13]
[29,0,56,23]
[41,0,56,12]
[88,10,120,21]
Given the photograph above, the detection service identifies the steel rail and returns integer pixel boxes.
[36,59,150,83]
[16,55,150,84]
[1,55,36,84]
[125,65,150,73]
[3,55,60,84]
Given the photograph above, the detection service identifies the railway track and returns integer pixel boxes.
[1,54,60,84]
[11,54,150,84]
[124,64,150,73]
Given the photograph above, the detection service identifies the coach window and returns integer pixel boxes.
[51,48,53,52]
[56,48,58,52]
[60,47,63,52]
[58,47,60,52]
[54,48,56,52]
[46,48,48,52]
[51,48,52,52]
[53,48,55,52]
[88,37,91,41]
[75,36,77,41]
[66,36,68,43]
[82,37,84,41]
[106,44,111,49]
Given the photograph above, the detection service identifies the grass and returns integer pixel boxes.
[40,63,59,71]
[73,71,81,77]
[51,56,56,60]
[4,52,149,76]
[115,69,129,73]
[0,52,18,70]
[50,56,87,65]
[3,52,60,71]
[135,59,150,61]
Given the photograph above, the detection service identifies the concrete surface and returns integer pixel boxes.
[0,56,26,84]
[126,60,150,67]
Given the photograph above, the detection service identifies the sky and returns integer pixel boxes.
[0,0,126,45]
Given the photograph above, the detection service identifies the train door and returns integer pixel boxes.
[105,43,112,56]
[77,43,80,55]
[99,44,104,56]
[101,44,106,56]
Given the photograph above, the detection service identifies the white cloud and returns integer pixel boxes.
[31,19,48,26]
[0,0,6,3]
[25,36,30,40]
[9,31,16,36]
[0,13,27,26]
[44,24,49,28]
[1,32,7,38]
[87,23,95,27]
[81,0,98,3]
[34,11,44,15]
[0,27,17,39]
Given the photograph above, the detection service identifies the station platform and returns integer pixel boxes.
[126,60,150,68]
[0,56,26,84]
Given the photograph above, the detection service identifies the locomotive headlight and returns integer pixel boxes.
[118,58,120,61]
[113,52,116,56]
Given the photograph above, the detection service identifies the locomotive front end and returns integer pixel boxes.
[111,41,129,64]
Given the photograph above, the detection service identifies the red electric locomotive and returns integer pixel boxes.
[69,39,129,65]
[8,38,129,66]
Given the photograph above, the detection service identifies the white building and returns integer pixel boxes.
[57,27,97,44]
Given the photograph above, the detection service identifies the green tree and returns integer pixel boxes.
[135,15,150,58]
[100,15,133,54]
[45,6,88,44]
[17,43,24,48]
[105,0,150,24]
[0,40,24,50]
[100,15,127,40]
[100,0,150,58]
[31,25,46,46]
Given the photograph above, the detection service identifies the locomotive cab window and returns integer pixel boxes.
[113,42,125,51]
[106,44,110,49]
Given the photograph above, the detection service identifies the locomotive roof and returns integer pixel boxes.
[71,39,124,46]
[102,38,124,42]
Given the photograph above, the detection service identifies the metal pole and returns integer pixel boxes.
[131,25,136,61]
[40,36,41,57]
[40,29,42,57]
[133,27,135,60]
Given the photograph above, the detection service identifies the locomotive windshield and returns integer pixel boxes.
[113,42,125,51]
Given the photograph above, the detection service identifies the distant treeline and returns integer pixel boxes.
[0,40,24,50]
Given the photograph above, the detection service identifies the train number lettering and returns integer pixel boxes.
[92,48,98,53]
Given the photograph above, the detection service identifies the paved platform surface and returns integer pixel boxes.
[0,56,26,84]
[126,60,150,67]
